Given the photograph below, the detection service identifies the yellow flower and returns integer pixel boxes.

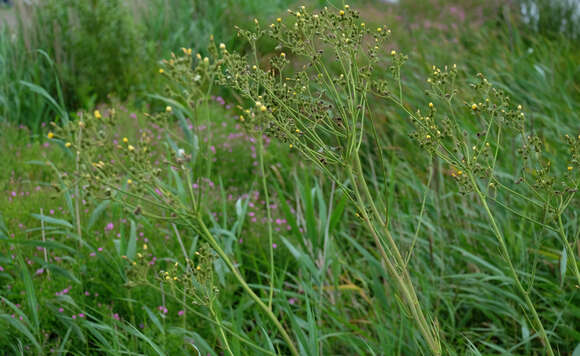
[166,106,172,112]
[219,43,226,50]
[159,68,164,74]
[280,52,286,58]
[143,244,148,250]
[390,50,396,56]
[122,137,128,143]
[260,105,267,112]
[94,110,102,119]
[276,17,282,22]
[377,27,382,32]
[65,142,72,148]
[339,10,345,15]
[569,166,574,171]
[428,102,434,108]
[471,103,478,111]
[128,145,135,151]
[47,132,54,139]
[127,179,133,184]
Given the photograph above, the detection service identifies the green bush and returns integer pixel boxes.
[0,0,150,128]
[32,0,148,107]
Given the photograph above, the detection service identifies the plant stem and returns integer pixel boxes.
[557,214,580,287]
[258,133,275,310]
[74,123,83,249]
[210,302,235,356]
[347,162,441,355]
[196,217,299,356]
[470,174,554,355]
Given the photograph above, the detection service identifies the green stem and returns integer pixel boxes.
[557,215,580,287]
[470,174,554,355]
[347,164,441,355]
[210,302,234,356]
[258,133,275,310]
[196,217,299,356]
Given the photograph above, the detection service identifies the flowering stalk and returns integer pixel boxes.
[201,7,442,353]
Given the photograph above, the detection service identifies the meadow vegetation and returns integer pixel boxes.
[1,0,579,355]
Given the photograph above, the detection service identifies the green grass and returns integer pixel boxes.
[1,0,579,355]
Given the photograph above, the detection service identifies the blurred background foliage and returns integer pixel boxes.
[0,0,579,131]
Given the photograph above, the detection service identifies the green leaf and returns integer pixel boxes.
[31,214,73,229]
[20,80,68,124]
[88,200,111,231]
[127,219,137,260]
[19,258,40,334]
[0,315,41,352]
[572,343,580,356]
[560,246,567,287]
